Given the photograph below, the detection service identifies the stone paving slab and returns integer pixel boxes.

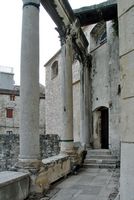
[44,168,119,200]
[28,168,119,200]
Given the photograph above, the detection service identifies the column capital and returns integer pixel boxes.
[23,0,40,3]
[23,0,40,9]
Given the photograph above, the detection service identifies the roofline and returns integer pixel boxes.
[0,71,14,75]
[44,49,61,67]
[0,89,19,96]
[0,88,45,99]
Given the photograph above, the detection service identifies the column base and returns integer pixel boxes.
[13,159,45,194]
[14,159,41,170]
[60,141,74,153]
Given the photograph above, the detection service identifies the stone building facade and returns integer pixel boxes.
[0,87,45,135]
[45,21,120,156]
[5,0,132,198]
[45,50,81,142]
[0,68,46,135]
[0,67,48,171]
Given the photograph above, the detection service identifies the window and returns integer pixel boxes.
[51,61,58,80]
[10,95,15,101]
[6,109,13,118]
[90,22,107,50]
[6,131,13,135]
[96,30,106,45]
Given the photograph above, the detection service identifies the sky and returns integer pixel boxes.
[0,0,106,86]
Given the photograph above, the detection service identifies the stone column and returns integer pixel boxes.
[60,36,74,153]
[80,58,91,148]
[80,63,85,147]
[118,1,134,199]
[19,0,40,161]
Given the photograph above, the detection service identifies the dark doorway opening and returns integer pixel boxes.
[100,107,109,149]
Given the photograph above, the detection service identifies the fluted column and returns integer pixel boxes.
[60,36,74,153]
[19,0,40,161]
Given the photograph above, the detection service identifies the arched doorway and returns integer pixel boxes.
[93,107,109,149]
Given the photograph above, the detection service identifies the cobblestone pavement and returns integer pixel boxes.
[28,168,120,200]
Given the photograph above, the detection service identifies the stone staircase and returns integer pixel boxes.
[83,149,118,168]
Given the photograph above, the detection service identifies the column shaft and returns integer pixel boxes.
[20,0,40,160]
[60,37,74,153]
[84,65,91,147]
[80,62,91,148]
[80,64,85,146]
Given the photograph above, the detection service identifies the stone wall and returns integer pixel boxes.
[45,23,120,156]
[45,51,64,138]
[45,52,81,142]
[0,71,15,90]
[118,0,134,199]
[0,134,60,171]
[90,21,120,155]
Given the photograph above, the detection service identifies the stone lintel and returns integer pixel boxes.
[41,0,88,51]
[74,0,117,26]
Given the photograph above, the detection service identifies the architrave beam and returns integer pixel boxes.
[74,0,117,26]
[41,0,89,55]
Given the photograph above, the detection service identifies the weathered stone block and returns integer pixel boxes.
[0,171,29,200]
[119,7,134,56]
[35,154,71,193]
[120,98,134,142]
[120,51,134,99]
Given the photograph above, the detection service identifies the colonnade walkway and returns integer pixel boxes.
[38,167,119,200]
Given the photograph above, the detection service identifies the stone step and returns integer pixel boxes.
[84,149,117,169]
[86,155,117,160]
[84,158,117,164]
[83,163,116,169]
[86,149,111,156]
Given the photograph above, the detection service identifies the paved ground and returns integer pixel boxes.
[37,167,120,200]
